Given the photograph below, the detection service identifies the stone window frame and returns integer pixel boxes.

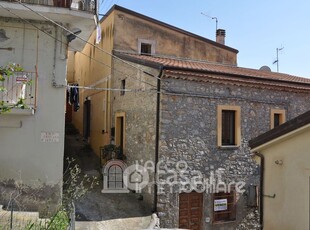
[270,109,286,129]
[138,39,156,55]
[217,105,241,148]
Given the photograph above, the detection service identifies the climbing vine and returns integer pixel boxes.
[0,63,28,114]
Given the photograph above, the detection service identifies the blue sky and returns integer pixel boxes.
[100,1,310,78]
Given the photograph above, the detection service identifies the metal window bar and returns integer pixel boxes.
[0,71,37,109]
[4,0,96,13]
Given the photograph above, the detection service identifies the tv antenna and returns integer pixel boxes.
[273,46,284,72]
[201,12,218,31]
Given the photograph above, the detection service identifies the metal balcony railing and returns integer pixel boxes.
[2,0,96,13]
[0,71,37,110]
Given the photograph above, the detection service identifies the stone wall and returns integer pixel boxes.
[112,58,159,207]
[0,180,61,217]
[157,77,310,229]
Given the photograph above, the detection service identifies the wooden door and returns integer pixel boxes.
[83,100,91,140]
[65,95,72,123]
[179,192,203,230]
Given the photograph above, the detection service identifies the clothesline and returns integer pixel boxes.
[65,84,155,92]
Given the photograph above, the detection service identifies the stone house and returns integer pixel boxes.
[249,110,310,230]
[111,52,310,229]
[68,4,310,229]
[69,5,237,157]
[0,0,95,213]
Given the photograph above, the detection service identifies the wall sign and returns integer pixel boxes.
[40,132,60,143]
[214,198,228,211]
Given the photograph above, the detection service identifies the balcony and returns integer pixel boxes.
[1,0,96,13]
[0,0,96,51]
[0,71,37,115]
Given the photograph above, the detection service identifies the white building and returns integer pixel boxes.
[0,0,95,213]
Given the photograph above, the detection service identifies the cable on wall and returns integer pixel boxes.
[15,0,161,81]
[0,3,157,89]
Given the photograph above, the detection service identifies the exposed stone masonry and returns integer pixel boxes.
[157,77,310,229]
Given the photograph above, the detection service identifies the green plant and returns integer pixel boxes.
[24,209,69,230]
[0,158,98,229]
[0,63,29,114]
[62,157,98,210]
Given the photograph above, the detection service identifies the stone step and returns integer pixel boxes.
[75,216,152,230]
[0,207,43,229]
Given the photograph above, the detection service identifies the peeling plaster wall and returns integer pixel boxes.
[113,9,237,65]
[0,18,67,212]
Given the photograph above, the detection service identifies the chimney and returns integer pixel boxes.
[216,29,226,45]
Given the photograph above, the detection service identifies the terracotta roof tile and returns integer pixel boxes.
[165,70,310,92]
[114,52,310,89]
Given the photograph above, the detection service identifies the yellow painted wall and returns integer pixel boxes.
[71,11,115,157]
[69,7,238,157]
[67,51,75,83]
[113,9,237,65]
[256,125,310,230]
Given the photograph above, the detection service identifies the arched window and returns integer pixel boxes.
[107,164,123,189]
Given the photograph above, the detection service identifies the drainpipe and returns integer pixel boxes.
[254,152,264,230]
[52,25,58,87]
[153,67,163,212]
[52,26,67,88]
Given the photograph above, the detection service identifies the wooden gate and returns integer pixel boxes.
[179,192,203,230]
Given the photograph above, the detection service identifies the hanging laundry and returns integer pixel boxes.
[69,84,80,112]
[67,87,71,105]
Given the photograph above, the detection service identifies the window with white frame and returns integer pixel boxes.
[138,39,156,55]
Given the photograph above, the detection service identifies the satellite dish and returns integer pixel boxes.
[259,66,272,72]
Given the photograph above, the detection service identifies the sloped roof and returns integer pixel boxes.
[249,110,310,150]
[114,52,310,91]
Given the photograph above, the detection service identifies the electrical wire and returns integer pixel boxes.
[0,3,157,89]
[101,0,113,12]
[66,84,153,93]
[0,3,292,105]
[15,0,162,81]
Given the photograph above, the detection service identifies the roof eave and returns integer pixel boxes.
[250,124,310,153]
[249,110,310,150]
[110,5,238,54]
[164,67,310,88]
[114,52,310,90]
[113,51,164,70]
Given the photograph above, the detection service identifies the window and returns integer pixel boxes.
[213,189,236,223]
[138,39,155,55]
[222,110,236,145]
[217,105,241,147]
[120,79,125,96]
[271,109,286,129]
[141,43,152,55]
[108,164,124,189]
